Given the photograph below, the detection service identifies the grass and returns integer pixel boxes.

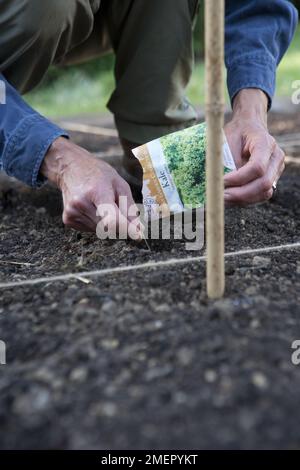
[25,27,300,119]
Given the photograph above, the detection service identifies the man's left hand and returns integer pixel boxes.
[224,89,285,206]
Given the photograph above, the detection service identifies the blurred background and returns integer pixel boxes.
[25,1,300,119]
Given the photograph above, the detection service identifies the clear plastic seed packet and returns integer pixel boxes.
[132,122,236,221]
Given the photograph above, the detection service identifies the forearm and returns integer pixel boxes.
[225,0,298,107]
[0,74,68,187]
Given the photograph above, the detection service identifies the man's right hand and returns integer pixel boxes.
[41,137,143,238]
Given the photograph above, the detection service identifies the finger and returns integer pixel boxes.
[96,201,131,240]
[116,180,138,222]
[92,185,130,239]
[224,135,276,188]
[93,182,143,240]
[116,181,144,239]
[270,146,286,185]
[77,200,100,228]
[94,186,116,206]
[224,147,283,206]
[62,204,96,232]
[93,186,118,231]
[65,218,95,233]
[73,218,95,233]
[224,155,279,205]
[62,191,100,229]
[225,188,273,207]
[276,151,286,183]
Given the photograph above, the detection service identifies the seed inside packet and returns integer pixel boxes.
[132,122,236,220]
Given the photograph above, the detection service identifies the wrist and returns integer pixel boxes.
[40,137,73,187]
[232,89,268,126]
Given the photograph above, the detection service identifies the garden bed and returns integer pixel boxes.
[0,112,299,450]
[0,162,299,284]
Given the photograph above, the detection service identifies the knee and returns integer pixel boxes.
[19,0,70,41]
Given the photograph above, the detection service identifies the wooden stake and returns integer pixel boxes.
[205,0,225,299]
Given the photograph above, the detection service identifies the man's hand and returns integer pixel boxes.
[224,89,285,206]
[41,138,142,237]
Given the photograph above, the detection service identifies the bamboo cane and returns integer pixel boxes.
[205,0,225,299]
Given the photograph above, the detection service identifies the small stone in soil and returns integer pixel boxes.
[252,256,271,268]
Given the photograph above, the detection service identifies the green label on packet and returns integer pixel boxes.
[132,122,236,220]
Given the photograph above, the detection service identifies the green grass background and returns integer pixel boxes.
[25,25,300,119]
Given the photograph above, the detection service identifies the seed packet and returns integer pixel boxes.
[132,122,236,220]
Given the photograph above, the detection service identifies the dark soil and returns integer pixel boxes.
[0,249,300,450]
[0,111,299,450]
[268,110,300,136]
[0,162,299,283]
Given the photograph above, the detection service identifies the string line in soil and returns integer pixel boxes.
[0,242,299,290]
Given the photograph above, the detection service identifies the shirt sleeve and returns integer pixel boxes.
[0,74,68,187]
[225,0,299,108]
